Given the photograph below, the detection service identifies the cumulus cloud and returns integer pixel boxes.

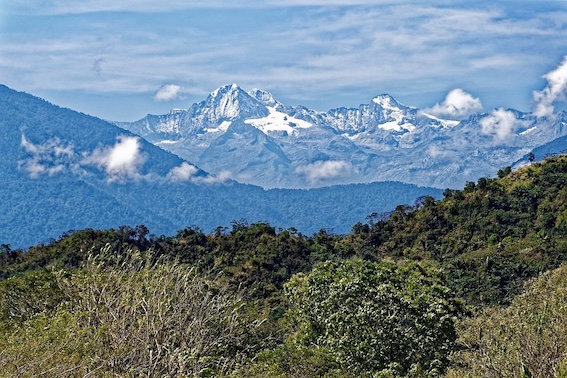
[295,160,352,184]
[154,84,184,102]
[83,136,146,181]
[19,134,77,178]
[166,161,231,184]
[480,108,523,141]
[533,56,567,118]
[166,162,199,182]
[425,89,483,119]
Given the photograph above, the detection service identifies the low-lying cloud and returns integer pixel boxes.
[295,160,352,184]
[533,56,567,118]
[154,84,184,102]
[19,133,229,185]
[166,163,230,184]
[84,136,146,181]
[425,89,483,119]
[198,170,231,184]
[20,133,146,182]
[480,108,523,141]
[166,162,199,182]
[19,134,77,178]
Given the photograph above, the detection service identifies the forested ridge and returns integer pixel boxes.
[1,155,567,377]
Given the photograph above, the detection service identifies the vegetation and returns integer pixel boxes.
[281,260,464,376]
[0,248,265,377]
[1,155,567,376]
[446,262,567,378]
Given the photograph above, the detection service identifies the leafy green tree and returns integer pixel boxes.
[284,260,465,377]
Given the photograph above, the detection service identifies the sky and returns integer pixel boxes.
[1,1,567,121]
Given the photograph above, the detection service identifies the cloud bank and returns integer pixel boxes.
[198,170,231,184]
[19,133,229,185]
[19,134,147,182]
[533,56,567,118]
[425,89,483,119]
[166,162,198,182]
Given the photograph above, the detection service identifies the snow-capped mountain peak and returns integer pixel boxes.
[209,83,240,99]
[204,83,268,121]
[372,94,411,111]
[420,112,460,128]
[117,85,567,190]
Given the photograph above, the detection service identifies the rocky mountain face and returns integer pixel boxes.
[118,84,567,189]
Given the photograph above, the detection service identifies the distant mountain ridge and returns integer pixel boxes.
[117,84,567,189]
[0,84,442,248]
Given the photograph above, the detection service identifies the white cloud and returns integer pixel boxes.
[166,162,198,182]
[167,162,231,184]
[197,170,231,184]
[20,134,37,153]
[84,136,145,181]
[18,134,78,178]
[533,55,567,118]
[154,84,184,102]
[425,89,483,119]
[295,160,352,184]
[18,133,226,185]
[479,108,522,141]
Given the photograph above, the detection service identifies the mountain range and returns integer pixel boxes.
[118,84,567,189]
[0,84,441,248]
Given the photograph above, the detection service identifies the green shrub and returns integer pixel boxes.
[283,259,465,377]
[446,263,567,377]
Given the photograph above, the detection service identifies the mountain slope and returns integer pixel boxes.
[0,85,442,248]
[513,121,567,167]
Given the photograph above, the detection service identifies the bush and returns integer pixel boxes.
[446,263,567,377]
[283,260,465,377]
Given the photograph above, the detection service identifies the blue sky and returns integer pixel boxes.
[1,1,566,121]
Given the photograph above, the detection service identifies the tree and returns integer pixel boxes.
[284,260,465,377]
[497,166,512,178]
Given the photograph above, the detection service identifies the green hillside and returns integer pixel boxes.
[1,155,566,377]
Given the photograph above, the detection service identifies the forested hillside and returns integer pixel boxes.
[1,156,567,377]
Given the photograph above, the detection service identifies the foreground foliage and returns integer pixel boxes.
[446,262,567,378]
[1,155,567,376]
[285,260,464,376]
[0,248,263,377]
